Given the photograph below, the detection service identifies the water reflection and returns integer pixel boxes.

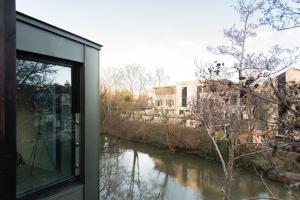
[99,136,300,200]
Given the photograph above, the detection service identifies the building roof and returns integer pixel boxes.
[277,68,300,77]
[16,11,103,50]
[154,86,176,95]
[176,80,201,85]
[176,79,233,86]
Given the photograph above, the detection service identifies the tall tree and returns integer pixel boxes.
[154,67,170,87]
[195,1,300,199]
[260,0,300,30]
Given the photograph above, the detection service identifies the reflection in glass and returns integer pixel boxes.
[16,58,73,196]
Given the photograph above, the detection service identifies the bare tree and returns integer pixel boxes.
[260,0,300,30]
[154,67,170,87]
[194,0,300,199]
[16,59,57,86]
[198,0,300,140]
[120,64,152,106]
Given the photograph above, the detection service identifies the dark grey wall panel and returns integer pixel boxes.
[17,21,84,62]
[84,46,100,200]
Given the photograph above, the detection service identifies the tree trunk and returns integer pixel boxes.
[224,137,235,200]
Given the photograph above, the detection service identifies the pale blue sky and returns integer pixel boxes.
[17,0,300,84]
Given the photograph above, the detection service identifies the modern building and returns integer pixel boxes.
[1,2,101,199]
[149,80,240,116]
[149,86,176,114]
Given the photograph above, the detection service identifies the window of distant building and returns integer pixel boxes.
[209,84,217,92]
[230,94,238,105]
[156,100,162,107]
[197,86,202,100]
[182,87,187,107]
[166,99,174,107]
[209,98,214,108]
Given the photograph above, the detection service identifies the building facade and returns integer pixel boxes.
[149,86,176,114]
[0,3,101,199]
[149,80,240,116]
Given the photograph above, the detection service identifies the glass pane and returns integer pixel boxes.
[16,58,74,196]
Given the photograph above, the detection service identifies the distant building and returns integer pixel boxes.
[149,86,176,114]
[276,68,300,136]
[146,69,300,132]
[149,80,240,116]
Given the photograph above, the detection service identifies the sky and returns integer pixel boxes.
[17,0,300,85]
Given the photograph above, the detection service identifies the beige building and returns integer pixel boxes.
[146,68,300,131]
[148,86,176,114]
[149,80,239,116]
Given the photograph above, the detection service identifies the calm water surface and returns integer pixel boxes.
[99,136,300,200]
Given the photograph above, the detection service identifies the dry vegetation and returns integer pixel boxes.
[102,113,209,151]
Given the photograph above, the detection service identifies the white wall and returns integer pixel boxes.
[286,69,300,82]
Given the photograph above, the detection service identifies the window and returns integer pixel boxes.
[209,98,214,108]
[16,58,78,197]
[166,99,174,107]
[197,86,202,100]
[230,95,238,105]
[182,87,187,107]
[155,100,162,107]
[209,84,217,92]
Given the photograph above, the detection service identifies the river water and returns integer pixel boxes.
[99,136,300,200]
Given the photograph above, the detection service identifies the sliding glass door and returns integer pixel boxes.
[16,57,76,197]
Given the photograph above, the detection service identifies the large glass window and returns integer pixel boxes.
[182,87,187,107]
[16,58,75,196]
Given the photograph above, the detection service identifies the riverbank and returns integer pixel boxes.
[102,115,300,187]
[101,135,300,200]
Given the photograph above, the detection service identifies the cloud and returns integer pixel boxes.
[177,39,193,47]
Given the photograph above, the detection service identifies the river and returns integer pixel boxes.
[99,135,300,200]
